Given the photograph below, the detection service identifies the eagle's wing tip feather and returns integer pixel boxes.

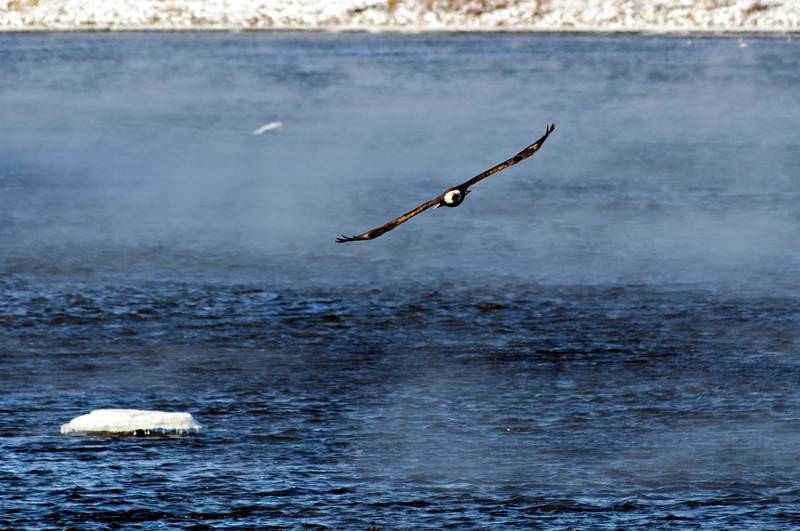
[336,234,364,243]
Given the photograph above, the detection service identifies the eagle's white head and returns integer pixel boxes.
[442,189,467,207]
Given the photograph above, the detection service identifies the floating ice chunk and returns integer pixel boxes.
[252,121,283,135]
[60,409,203,436]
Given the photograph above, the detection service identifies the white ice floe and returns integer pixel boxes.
[60,409,203,435]
[0,0,799,33]
[252,121,283,135]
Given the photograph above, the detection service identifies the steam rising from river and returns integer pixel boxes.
[1,33,798,291]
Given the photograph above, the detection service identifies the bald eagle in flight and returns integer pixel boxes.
[336,123,555,243]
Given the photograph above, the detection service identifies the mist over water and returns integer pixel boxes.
[1,33,800,528]
[2,33,798,289]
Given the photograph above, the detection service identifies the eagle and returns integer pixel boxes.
[336,123,555,243]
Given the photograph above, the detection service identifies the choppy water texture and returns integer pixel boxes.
[1,33,800,529]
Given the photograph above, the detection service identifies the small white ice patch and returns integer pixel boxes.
[252,121,283,135]
[60,409,203,435]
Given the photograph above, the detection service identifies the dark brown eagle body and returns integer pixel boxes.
[336,123,555,243]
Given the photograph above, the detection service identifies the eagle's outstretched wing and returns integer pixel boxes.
[454,123,555,193]
[336,195,444,243]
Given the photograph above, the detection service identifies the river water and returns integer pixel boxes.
[1,33,799,528]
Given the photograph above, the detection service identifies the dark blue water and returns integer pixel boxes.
[1,33,799,529]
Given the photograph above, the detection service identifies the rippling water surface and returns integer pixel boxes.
[1,33,799,529]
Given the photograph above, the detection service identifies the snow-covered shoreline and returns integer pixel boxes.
[1,0,799,33]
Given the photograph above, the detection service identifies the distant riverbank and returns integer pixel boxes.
[2,0,799,33]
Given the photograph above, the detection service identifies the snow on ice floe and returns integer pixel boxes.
[60,409,203,436]
[0,0,799,33]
